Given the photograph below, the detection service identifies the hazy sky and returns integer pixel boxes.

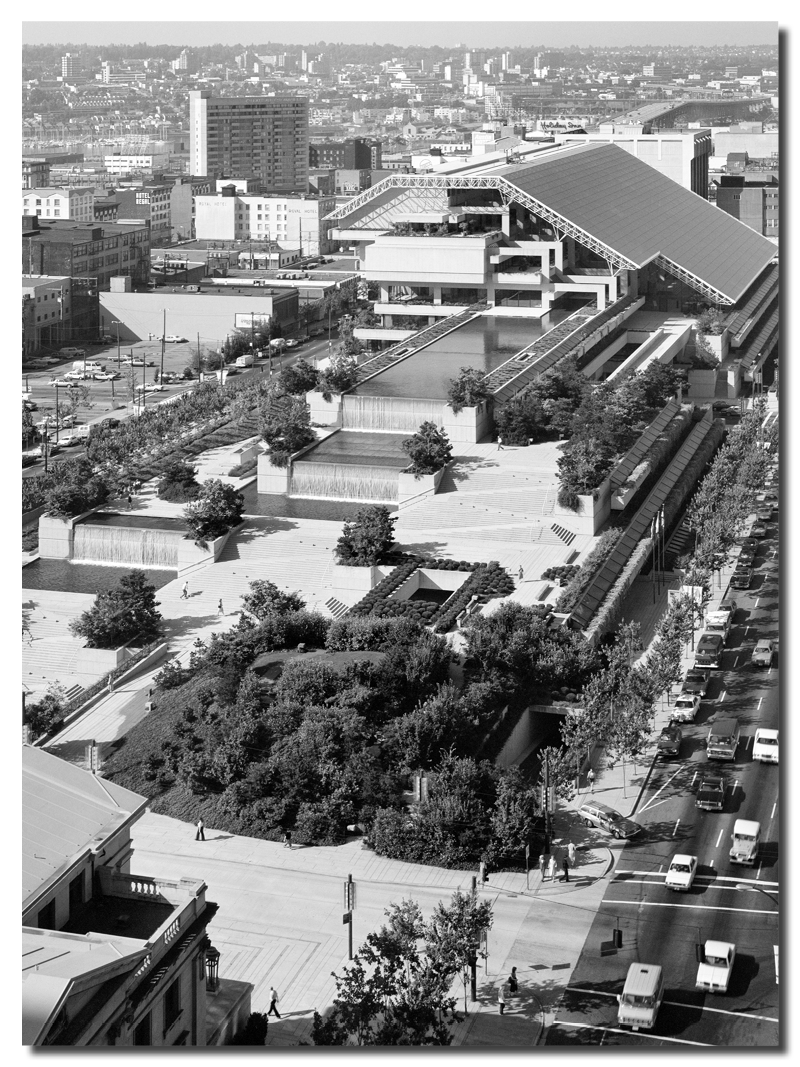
[22,13,780,49]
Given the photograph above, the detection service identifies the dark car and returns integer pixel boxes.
[681,668,711,697]
[578,801,641,839]
[657,722,683,757]
[731,566,753,590]
[696,774,726,812]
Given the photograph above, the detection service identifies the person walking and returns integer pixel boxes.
[518,565,524,582]
[283,830,293,850]
[268,987,281,1018]
[508,967,518,995]
[195,818,205,842]
[181,581,189,600]
[479,857,488,884]
[568,841,577,867]
[497,435,504,450]
[498,982,506,1015]
[562,858,570,883]
[127,493,133,509]
[217,598,224,616]
[587,767,595,793]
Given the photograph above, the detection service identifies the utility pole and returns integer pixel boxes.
[160,307,167,383]
[343,874,356,960]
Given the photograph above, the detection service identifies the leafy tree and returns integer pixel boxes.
[68,570,163,649]
[279,358,319,395]
[229,1013,268,1045]
[318,353,360,400]
[401,422,453,478]
[488,766,540,867]
[696,307,726,335]
[427,890,494,1015]
[157,457,200,502]
[22,402,38,449]
[556,437,615,505]
[691,332,719,368]
[240,579,305,620]
[259,391,315,467]
[447,366,490,414]
[335,505,397,566]
[25,682,67,739]
[183,479,244,544]
[44,459,110,518]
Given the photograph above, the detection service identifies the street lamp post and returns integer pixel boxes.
[160,308,168,384]
[734,883,778,907]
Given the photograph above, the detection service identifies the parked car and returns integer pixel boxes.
[58,432,84,447]
[752,728,779,763]
[750,639,775,668]
[665,854,698,891]
[696,941,735,993]
[738,539,758,563]
[578,801,641,840]
[49,377,77,388]
[284,338,301,348]
[681,668,711,697]
[755,505,773,522]
[93,371,120,381]
[717,597,737,616]
[696,774,726,812]
[730,566,753,591]
[751,521,768,539]
[657,722,682,757]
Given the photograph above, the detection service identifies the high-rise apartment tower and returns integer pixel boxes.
[189,91,309,193]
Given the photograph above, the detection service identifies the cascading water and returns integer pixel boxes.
[290,461,399,502]
[342,395,446,433]
[73,524,181,568]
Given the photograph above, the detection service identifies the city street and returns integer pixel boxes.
[546,523,779,1047]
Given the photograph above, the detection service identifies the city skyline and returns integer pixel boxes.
[23,17,780,49]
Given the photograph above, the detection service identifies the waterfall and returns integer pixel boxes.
[290,462,399,502]
[343,395,447,433]
[73,524,181,568]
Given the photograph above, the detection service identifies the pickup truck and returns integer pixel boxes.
[729,819,760,865]
[706,717,740,760]
[696,774,725,811]
[696,941,736,993]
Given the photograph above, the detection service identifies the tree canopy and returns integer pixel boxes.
[69,570,163,649]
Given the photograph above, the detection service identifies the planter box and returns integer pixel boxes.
[687,368,719,400]
[75,645,131,675]
[257,453,291,495]
[553,478,611,536]
[37,507,102,560]
[440,401,492,445]
[177,529,233,574]
[398,465,445,505]
[330,564,386,595]
[308,389,342,426]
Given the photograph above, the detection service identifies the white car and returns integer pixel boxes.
[672,693,701,722]
[93,371,120,381]
[752,728,779,763]
[696,940,735,993]
[284,338,301,348]
[665,854,698,891]
[163,334,188,343]
[750,639,775,668]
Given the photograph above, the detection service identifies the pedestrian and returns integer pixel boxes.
[587,767,595,793]
[508,967,518,994]
[283,830,292,849]
[127,493,133,509]
[268,987,281,1018]
[538,853,547,876]
[568,841,577,867]
[181,581,189,600]
[518,565,524,582]
[562,858,570,883]
[195,818,205,842]
[498,982,506,1015]
[547,855,557,881]
[479,856,488,883]
[218,598,224,616]
[497,435,504,450]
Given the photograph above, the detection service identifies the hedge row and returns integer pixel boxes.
[433,562,515,633]
[540,564,579,584]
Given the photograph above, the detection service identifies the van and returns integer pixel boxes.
[617,964,665,1030]
[729,819,760,865]
[694,632,725,669]
[235,353,254,368]
[706,717,740,760]
[705,610,732,640]
[73,360,103,373]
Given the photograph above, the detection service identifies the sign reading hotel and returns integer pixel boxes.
[538,120,587,133]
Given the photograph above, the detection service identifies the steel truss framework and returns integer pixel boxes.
[327,174,736,305]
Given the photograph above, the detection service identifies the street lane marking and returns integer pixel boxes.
[770,802,776,820]
[715,828,724,848]
[691,771,697,786]
[718,690,726,703]
[639,766,685,814]
[731,778,740,790]
[755,598,760,607]
[565,990,778,1025]
[757,697,763,709]
[672,819,680,837]
[603,899,778,915]
[612,871,778,886]
[610,875,778,893]
[552,1021,713,1047]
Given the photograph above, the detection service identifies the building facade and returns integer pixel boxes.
[22,216,151,293]
[308,138,382,171]
[22,187,95,223]
[113,182,173,244]
[22,274,75,354]
[189,91,309,193]
[22,746,232,1047]
[194,189,335,256]
[716,175,779,237]
[168,175,214,241]
[23,159,50,188]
